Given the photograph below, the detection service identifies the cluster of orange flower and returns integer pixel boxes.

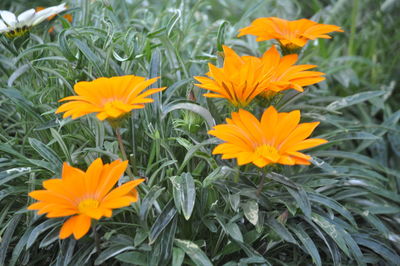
[198,17,342,168]
[28,16,342,240]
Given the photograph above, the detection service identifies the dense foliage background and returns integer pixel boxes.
[1,0,399,265]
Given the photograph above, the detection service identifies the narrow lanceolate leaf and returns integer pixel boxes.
[174,239,213,266]
[115,251,147,265]
[326,90,385,111]
[139,186,165,225]
[266,218,298,244]
[0,214,22,266]
[162,102,216,128]
[28,138,63,173]
[353,234,400,265]
[26,219,60,249]
[311,213,350,257]
[170,173,196,220]
[287,187,312,218]
[149,49,162,110]
[181,173,196,221]
[149,201,177,244]
[289,224,322,266]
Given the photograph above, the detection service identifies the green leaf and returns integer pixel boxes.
[266,218,298,244]
[162,102,216,128]
[26,219,60,249]
[170,173,196,220]
[95,245,135,265]
[116,251,147,265]
[28,138,63,174]
[0,214,22,266]
[149,201,177,244]
[7,64,29,87]
[203,166,236,188]
[287,187,311,218]
[72,38,104,76]
[354,234,400,265]
[216,21,229,51]
[226,222,243,242]
[242,200,258,225]
[326,91,385,111]
[174,239,213,266]
[139,186,165,225]
[289,224,322,266]
[311,213,350,257]
[0,169,31,186]
[172,247,185,266]
[308,193,356,226]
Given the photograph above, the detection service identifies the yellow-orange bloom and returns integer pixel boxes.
[258,45,325,94]
[238,17,343,49]
[209,106,327,167]
[194,45,325,106]
[194,45,272,107]
[56,75,165,121]
[28,158,144,240]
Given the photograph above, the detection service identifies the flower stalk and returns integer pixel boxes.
[256,168,268,196]
[92,222,101,253]
[115,127,136,178]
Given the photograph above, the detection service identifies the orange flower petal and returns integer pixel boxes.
[28,158,144,240]
[238,17,343,48]
[209,106,327,167]
[56,75,165,121]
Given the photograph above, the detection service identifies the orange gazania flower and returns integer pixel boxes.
[194,45,325,106]
[194,45,273,107]
[259,45,325,95]
[28,158,144,240]
[56,75,165,121]
[209,106,327,167]
[238,17,343,50]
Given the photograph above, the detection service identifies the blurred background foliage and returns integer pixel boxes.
[0,0,399,265]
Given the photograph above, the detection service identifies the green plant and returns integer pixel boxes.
[0,0,399,265]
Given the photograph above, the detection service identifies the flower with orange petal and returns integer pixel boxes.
[28,158,144,240]
[238,17,343,52]
[258,45,325,95]
[194,45,273,108]
[208,106,327,167]
[56,75,165,121]
[194,45,325,106]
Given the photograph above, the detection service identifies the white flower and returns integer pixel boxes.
[0,3,66,38]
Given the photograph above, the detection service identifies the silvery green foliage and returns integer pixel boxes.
[0,0,399,265]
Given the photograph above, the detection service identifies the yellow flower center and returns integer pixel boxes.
[255,144,280,162]
[260,90,278,99]
[103,100,131,117]
[78,199,100,215]
[5,26,30,38]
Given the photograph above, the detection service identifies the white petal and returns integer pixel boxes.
[17,9,35,26]
[0,19,9,32]
[0,19,7,29]
[0,10,17,27]
[31,3,66,26]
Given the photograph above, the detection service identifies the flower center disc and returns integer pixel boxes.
[103,100,131,117]
[5,26,30,38]
[78,199,100,214]
[255,144,280,162]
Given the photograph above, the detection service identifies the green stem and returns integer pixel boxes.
[256,168,268,196]
[115,127,135,178]
[348,0,359,56]
[92,223,101,253]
